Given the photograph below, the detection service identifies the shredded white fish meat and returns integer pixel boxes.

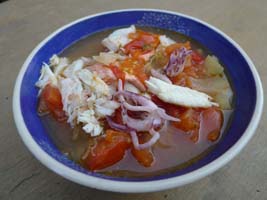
[102,25,136,51]
[145,77,218,108]
[93,52,125,65]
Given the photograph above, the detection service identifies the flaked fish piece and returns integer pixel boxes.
[35,63,57,91]
[93,52,125,65]
[145,77,218,108]
[50,55,69,76]
[102,25,136,52]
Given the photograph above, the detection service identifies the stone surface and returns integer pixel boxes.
[0,0,266,199]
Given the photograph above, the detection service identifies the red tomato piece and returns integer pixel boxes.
[124,40,145,54]
[119,58,148,84]
[112,108,124,125]
[39,84,66,122]
[131,147,154,167]
[124,30,159,57]
[108,65,125,82]
[131,132,154,167]
[168,106,202,143]
[170,72,191,87]
[191,50,204,65]
[172,108,201,130]
[84,129,131,170]
[200,107,223,142]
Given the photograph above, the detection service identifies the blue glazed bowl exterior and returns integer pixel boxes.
[13,9,263,192]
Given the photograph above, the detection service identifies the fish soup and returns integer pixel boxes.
[36,26,233,178]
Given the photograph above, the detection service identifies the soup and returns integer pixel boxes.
[36,26,233,178]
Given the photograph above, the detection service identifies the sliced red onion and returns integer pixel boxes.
[130,129,160,150]
[110,79,180,150]
[118,79,123,92]
[116,90,158,111]
[124,115,154,132]
[106,116,134,132]
[152,118,162,128]
[150,69,172,84]
[156,108,180,122]
[122,101,154,112]
[129,130,140,149]
[164,47,192,77]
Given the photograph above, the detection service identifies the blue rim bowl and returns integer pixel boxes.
[13,9,263,193]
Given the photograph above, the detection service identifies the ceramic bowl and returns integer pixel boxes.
[13,9,263,193]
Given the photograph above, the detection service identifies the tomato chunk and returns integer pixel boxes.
[125,30,159,57]
[119,58,148,84]
[170,72,191,87]
[191,50,204,65]
[131,133,154,167]
[131,147,154,167]
[83,129,131,170]
[171,108,201,142]
[39,84,66,121]
[108,65,125,82]
[200,107,223,142]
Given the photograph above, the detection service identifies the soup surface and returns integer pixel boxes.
[36,26,234,178]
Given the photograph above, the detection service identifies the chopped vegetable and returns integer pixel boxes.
[188,76,233,109]
[200,107,223,142]
[124,30,159,60]
[165,41,191,55]
[131,147,154,167]
[93,52,125,65]
[204,55,224,75]
[164,47,192,77]
[149,48,168,70]
[191,51,204,65]
[83,129,131,170]
[39,84,66,122]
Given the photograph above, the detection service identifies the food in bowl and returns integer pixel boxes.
[35,25,233,177]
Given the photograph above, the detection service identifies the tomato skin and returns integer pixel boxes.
[131,147,154,167]
[108,65,125,82]
[171,108,201,142]
[112,108,124,125]
[119,58,148,84]
[124,40,145,54]
[151,96,202,142]
[131,132,154,167]
[84,130,131,170]
[200,107,223,142]
[191,51,204,65]
[39,84,66,121]
[167,106,223,143]
[170,72,191,87]
[124,30,159,57]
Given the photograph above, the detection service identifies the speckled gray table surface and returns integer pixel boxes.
[0,0,266,199]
